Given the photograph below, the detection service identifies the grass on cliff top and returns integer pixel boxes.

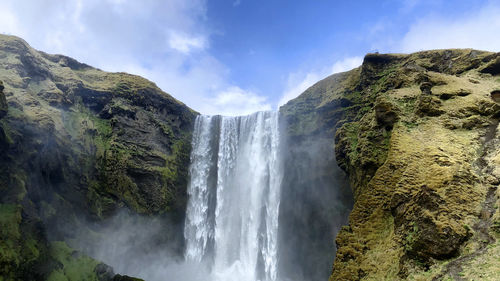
[70,67,193,111]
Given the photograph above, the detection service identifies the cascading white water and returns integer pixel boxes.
[184,111,283,281]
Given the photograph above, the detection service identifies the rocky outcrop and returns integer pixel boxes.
[0,35,196,280]
[282,49,500,280]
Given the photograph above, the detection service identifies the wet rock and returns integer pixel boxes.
[112,274,145,281]
[95,263,115,281]
[420,82,433,95]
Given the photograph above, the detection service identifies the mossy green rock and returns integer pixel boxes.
[282,49,500,280]
[0,34,196,279]
[0,34,196,216]
[47,241,110,281]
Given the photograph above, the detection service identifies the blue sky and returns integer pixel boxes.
[1,0,500,115]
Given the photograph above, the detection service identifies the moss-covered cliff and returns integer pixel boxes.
[2,32,500,281]
[281,49,500,280]
[0,35,196,280]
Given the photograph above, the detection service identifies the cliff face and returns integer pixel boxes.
[282,49,500,280]
[0,35,196,280]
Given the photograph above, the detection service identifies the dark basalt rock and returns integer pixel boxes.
[374,98,399,129]
[95,263,115,281]
[0,81,7,119]
[480,55,500,75]
[492,90,500,103]
[112,274,145,281]
[363,53,401,65]
[419,82,433,95]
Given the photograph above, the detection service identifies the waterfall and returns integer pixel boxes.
[184,111,283,281]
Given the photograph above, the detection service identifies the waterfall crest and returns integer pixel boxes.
[184,111,283,281]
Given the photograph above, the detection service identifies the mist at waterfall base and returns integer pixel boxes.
[73,111,352,281]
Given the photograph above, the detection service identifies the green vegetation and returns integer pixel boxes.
[405,222,420,252]
[47,242,101,281]
[0,204,22,262]
[63,104,113,157]
[0,203,45,280]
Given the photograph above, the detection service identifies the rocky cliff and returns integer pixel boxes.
[2,32,500,281]
[0,35,196,280]
[281,49,500,280]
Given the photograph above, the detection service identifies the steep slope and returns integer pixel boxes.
[0,35,196,280]
[281,49,500,280]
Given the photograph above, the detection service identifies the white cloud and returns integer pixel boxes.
[278,56,362,107]
[397,2,500,53]
[168,31,207,54]
[330,57,364,74]
[277,1,500,109]
[0,0,266,116]
[0,5,22,35]
[278,72,323,108]
[118,56,271,116]
[4,0,496,116]
[202,86,271,116]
